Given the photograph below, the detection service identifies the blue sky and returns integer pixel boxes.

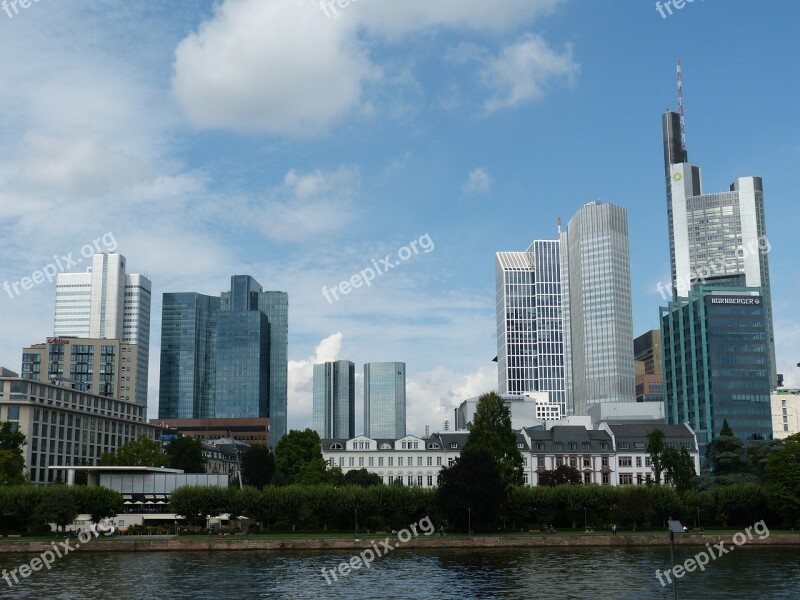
[1,0,798,436]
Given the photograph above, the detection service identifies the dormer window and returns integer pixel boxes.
[427,443,440,449]
[329,443,343,450]
[380,443,392,450]
[449,442,458,449]
[517,442,524,449]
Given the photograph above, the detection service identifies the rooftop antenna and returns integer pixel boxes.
[677,59,686,154]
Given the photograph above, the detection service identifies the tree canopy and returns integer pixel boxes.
[461,392,524,487]
[342,468,382,487]
[99,435,169,468]
[0,422,27,486]
[437,450,504,531]
[241,444,275,489]
[765,433,800,526]
[538,465,581,487]
[166,435,207,473]
[274,429,340,485]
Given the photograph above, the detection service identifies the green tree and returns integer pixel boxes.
[461,392,524,486]
[0,422,26,486]
[646,429,666,485]
[747,439,783,482]
[436,450,504,531]
[166,435,207,473]
[241,445,275,489]
[720,419,734,437]
[169,486,228,527]
[538,465,582,487]
[274,429,337,485]
[705,432,748,476]
[32,487,78,532]
[343,468,383,487]
[765,433,800,526]
[100,435,169,467]
[663,447,697,492]
[74,487,123,523]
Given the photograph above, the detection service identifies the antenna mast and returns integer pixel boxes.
[677,59,686,154]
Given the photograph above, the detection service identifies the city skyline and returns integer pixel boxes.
[0,1,798,439]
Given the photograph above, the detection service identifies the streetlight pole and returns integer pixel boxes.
[468,507,471,536]
[355,507,358,539]
[584,506,587,530]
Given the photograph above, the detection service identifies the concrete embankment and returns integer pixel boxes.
[1,533,799,553]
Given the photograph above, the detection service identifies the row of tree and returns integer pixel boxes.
[0,485,122,533]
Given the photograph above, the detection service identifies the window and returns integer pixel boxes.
[427,457,432,466]
[330,443,343,450]
[427,475,433,487]
[634,442,646,450]
[368,457,374,467]
[450,442,458,449]
[619,457,632,467]
[569,458,577,468]
[602,473,610,485]
[582,442,591,450]
[569,443,577,451]
[583,457,591,468]
[537,457,545,468]
[402,442,407,449]
[536,443,545,451]
[417,457,422,466]
[556,457,563,467]
[417,476,423,486]
[378,457,384,467]
[427,443,440,449]
[408,476,414,486]
[349,457,354,467]
[398,457,404,467]
[645,457,651,467]
[388,457,394,467]
[619,442,630,450]
[388,476,394,484]
[555,443,563,451]
[523,473,528,484]
[600,442,608,450]
[601,457,609,467]
[517,442,524,449]
[448,458,454,467]
[436,457,442,466]
[339,457,344,467]
[620,474,633,485]
[635,457,642,467]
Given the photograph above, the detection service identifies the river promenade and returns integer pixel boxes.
[1,531,799,553]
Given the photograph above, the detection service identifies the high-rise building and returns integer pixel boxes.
[561,202,635,415]
[364,362,406,438]
[313,360,356,439]
[157,275,288,447]
[22,337,137,401]
[634,330,664,403]
[158,293,220,420]
[662,110,776,387]
[661,286,772,447]
[54,253,151,407]
[496,239,565,414]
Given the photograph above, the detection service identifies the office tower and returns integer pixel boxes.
[364,362,406,438]
[561,202,635,415]
[496,240,565,415]
[662,109,776,387]
[313,360,356,439]
[158,293,221,420]
[661,286,772,448]
[54,253,151,407]
[158,275,288,447]
[634,330,663,403]
[22,337,137,401]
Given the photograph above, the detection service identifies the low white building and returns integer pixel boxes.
[772,391,800,439]
[454,392,562,431]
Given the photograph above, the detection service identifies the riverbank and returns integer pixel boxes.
[1,532,799,553]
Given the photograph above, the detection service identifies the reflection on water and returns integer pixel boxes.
[0,545,798,599]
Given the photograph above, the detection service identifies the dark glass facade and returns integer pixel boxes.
[661,286,772,445]
[158,293,220,420]
[158,276,288,447]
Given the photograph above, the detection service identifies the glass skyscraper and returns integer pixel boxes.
[158,275,288,447]
[313,360,355,439]
[561,202,635,415]
[662,110,776,387]
[661,286,772,446]
[495,240,565,415]
[364,362,406,438]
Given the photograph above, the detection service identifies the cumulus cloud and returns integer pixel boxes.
[172,0,572,137]
[257,166,360,242]
[480,34,579,113]
[462,167,493,195]
[287,333,345,430]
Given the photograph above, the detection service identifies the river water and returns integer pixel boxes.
[0,546,798,599]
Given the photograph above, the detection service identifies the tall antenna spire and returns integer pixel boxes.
[677,59,686,154]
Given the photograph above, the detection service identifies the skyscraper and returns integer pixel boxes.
[662,109,776,386]
[54,253,151,407]
[496,239,565,414]
[158,275,288,447]
[561,202,635,414]
[313,360,355,439]
[661,286,772,447]
[364,362,406,438]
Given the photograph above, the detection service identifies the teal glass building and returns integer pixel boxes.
[364,362,406,438]
[660,286,772,447]
[312,360,355,439]
[158,276,288,447]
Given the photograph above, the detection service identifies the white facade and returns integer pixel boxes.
[772,392,800,439]
[54,253,151,407]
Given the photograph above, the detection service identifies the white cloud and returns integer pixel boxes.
[462,167,493,195]
[257,166,360,242]
[287,333,345,431]
[172,0,376,137]
[480,34,579,113]
[171,0,571,137]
